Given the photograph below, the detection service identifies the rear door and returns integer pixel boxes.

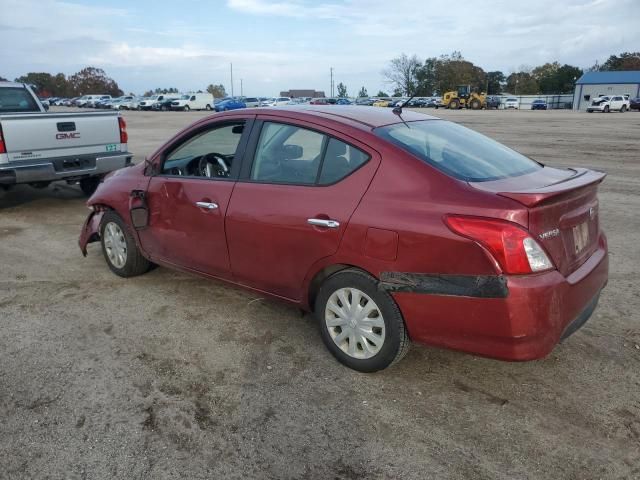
[138,117,253,278]
[226,118,380,300]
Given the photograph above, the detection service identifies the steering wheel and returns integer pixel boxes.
[198,153,230,178]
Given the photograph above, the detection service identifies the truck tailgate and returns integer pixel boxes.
[0,112,122,162]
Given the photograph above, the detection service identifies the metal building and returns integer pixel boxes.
[573,71,640,111]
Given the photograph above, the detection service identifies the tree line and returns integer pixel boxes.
[379,51,640,97]
[7,67,124,97]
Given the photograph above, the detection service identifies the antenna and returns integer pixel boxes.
[392,95,415,115]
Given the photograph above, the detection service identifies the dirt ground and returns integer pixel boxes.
[1,107,639,479]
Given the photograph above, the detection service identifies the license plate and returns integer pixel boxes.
[572,221,589,254]
[106,144,117,152]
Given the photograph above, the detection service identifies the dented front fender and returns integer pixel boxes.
[78,210,104,256]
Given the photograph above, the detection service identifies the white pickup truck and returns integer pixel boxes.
[586,95,631,113]
[0,81,132,196]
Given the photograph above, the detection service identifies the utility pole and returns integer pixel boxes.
[230,63,234,97]
[330,67,334,98]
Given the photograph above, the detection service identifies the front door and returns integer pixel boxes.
[138,119,252,278]
[226,119,380,300]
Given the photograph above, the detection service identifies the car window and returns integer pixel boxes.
[0,87,41,112]
[251,122,326,184]
[375,120,541,182]
[162,122,245,179]
[318,138,369,185]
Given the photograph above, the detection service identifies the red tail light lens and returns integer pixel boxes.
[444,215,554,275]
[118,116,128,144]
[0,125,6,154]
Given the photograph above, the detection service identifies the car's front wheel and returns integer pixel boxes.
[100,211,151,278]
[315,269,410,372]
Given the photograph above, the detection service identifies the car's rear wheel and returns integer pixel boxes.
[100,211,151,278]
[205,104,212,111]
[315,269,410,372]
[620,105,626,112]
[604,105,610,113]
[184,105,190,111]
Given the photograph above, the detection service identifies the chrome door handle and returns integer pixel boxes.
[307,218,340,228]
[195,201,218,210]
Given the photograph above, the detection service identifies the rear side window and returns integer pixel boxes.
[251,122,369,185]
[375,120,541,182]
[0,87,40,113]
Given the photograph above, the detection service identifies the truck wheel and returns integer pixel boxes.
[100,211,151,278]
[315,269,410,372]
[184,105,190,111]
[79,177,101,197]
[620,105,626,113]
[205,104,212,111]
[448,99,460,109]
[604,105,610,113]
[470,99,482,110]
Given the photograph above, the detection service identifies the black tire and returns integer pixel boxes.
[470,99,482,110]
[79,177,101,196]
[620,105,626,113]
[448,99,460,110]
[205,104,212,111]
[161,105,167,111]
[604,105,610,113]
[100,210,151,278]
[315,269,410,372]
[184,105,190,111]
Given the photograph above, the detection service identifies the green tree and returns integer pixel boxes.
[357,86,368,97]
[15,72,56,96]
[485,71,505,94]
[0,75,8,81]
[383,53,421,95]
[506,72,538,95]
[206,84,226,98]
[532,62,582,94]
[376,90,389,97]
[68,67,122,96]
[598,52,640,71]
[392,87,403,97]
[414,52,487,95]
[337,82,347,97]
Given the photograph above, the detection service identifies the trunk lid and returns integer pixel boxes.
[470,167,605,276]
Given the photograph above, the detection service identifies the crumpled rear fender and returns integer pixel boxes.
[78,210,105,256]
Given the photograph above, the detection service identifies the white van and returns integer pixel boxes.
[80,94,109,108]
[171,93,214,111]
[139,94,174,110]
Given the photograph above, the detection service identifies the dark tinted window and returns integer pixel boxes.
[0,87,40,113]
[318,138,369,184]
[375,120,541,182]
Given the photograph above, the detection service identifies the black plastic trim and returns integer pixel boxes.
[379,272,509,298]
[560,291,600,341]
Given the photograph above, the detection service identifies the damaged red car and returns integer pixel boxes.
[79,106,608,372]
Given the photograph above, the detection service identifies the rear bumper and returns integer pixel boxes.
[391,244,608,361]
[0,153,132,185]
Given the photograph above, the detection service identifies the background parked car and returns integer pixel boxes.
[587,95,630,113]
[214,97,246,112]
[139,95,173,110]
[531,99,548,110]
[153,96,181,111]
[120,96,143,110]
[170,93,213,111]
[504,97,520,109]
[485,96,501,109]
[630,97,640,111]
[243,97,261,108]
[372,98,393,107]
[87,95,112,108]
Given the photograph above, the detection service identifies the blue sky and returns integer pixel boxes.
[1,0,638,96]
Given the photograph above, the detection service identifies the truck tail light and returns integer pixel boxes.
[444,215,554,275]
[0,125,6,154]
[118,116,128,144]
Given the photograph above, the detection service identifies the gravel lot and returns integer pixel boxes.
[1,107,639,479]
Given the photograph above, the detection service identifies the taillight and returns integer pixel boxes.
[118,116,128,144]
[444,215,554,275]
[0,125,6,154]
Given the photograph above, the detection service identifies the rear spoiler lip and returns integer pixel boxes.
[496,168,606,207]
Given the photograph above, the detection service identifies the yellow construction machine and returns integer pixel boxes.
[440,85,486,109]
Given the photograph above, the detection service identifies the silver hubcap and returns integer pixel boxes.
[325,288,385,359]
[103,222,127,269]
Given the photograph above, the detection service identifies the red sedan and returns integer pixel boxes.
[79,106,608,372]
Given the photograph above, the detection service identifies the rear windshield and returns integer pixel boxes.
[0,87,41,113]
[375,120,541,182]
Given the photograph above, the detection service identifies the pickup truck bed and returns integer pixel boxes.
[0,82,132,196]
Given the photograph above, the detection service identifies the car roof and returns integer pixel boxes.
[237,105,438,129]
